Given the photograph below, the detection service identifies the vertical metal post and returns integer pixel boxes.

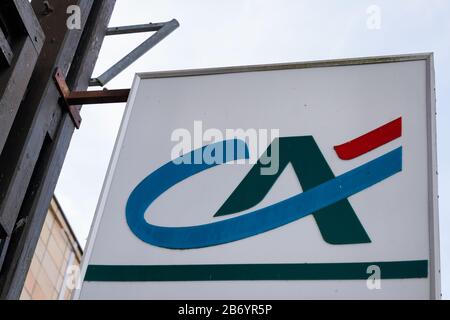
[0,0,45,164]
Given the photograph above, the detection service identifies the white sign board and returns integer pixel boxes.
[77,54,440,300]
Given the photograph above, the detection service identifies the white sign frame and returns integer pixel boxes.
[76,53,440,300]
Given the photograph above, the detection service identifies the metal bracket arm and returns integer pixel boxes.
[89,19,179,87]
[53,68,130,129]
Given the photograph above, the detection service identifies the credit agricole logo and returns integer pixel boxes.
[125,117,403,249]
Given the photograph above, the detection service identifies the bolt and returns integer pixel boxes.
[41,1,54,16]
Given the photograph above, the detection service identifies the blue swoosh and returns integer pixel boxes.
[126,139,402,249]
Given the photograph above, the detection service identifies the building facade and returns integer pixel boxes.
[20,197,82,300]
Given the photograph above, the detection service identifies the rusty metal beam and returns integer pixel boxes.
[55,68,129,105]
[68,89,130,105]
[53,67,129,128]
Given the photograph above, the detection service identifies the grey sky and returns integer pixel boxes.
[54,0,450,298]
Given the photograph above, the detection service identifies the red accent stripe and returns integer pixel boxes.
[334,117,402,160]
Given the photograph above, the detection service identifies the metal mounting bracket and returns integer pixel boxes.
[89,19,179,87]
[53,68,130,129]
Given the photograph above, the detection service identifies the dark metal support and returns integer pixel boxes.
[0,0,116,299]
[89,18,179,87]
[0,0,45,158]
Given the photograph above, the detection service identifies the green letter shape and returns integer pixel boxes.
[214,136,371,245]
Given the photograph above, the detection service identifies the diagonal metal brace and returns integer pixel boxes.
[89,19,179,87]
[0,27,13,66]
[54,68,130,129]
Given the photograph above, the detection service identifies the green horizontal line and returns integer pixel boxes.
[85,260,428,282]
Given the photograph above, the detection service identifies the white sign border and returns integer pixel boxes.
[75,53,440,300]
